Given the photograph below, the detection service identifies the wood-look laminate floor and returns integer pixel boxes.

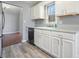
[3,42,52,58]
[3,32,22,47]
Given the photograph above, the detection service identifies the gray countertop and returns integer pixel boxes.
[26,26,79,34]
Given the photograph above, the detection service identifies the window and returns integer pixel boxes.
[47,2,55,22]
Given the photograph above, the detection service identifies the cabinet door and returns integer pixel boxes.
[31,7,34,19]
[37,30,52,54]
[42,35,51,53]
[31,2,45,19]
[39,5,45,19]
[74,2,79,14]
[62,39,73,58]
[56,1,78,16]
[38,34,44,48]
[55,1,65,16]
[51,37,61,57]
[34,29,39,46]
[65,2,79,14]
[64,2,76,14]
[34,5,40,19]
[31,5,39,19]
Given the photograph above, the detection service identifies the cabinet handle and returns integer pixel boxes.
[61,42,63,46]
[58,40,59,45]
[61,39,63,46]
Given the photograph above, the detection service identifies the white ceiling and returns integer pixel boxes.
[3,1,40,7]
[2,3,21,14]
[2,1,41,14]
[2,1,40,14]
[16,1,40,5]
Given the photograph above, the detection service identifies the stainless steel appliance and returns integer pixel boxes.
[0,1,5,57]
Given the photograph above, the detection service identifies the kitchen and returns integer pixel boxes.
[28,1,79,58]
[1,1,79,58]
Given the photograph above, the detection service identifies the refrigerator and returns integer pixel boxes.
[0,2,5,57]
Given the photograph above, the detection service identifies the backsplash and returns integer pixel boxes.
[56,15,79,30]
[34,19,47,27]
[61,15,79,25]
[34,15,79,28]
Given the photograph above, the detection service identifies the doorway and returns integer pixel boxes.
[2,3,23,47]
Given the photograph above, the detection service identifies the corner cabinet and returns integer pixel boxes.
[31,2,45,20]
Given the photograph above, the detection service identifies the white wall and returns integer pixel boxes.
[19,8,23,34]
[22,5,35,42]
[3,12,20,34]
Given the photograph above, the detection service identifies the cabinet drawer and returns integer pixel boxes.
[42,30,51,35]
[61,33,75,40]
[35,29,43,34]
[37,29,51,36]
[51,31,75,40]
[51,31,62,37]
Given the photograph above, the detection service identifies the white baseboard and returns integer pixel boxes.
[22,40,27,42]
[3,31,20,34]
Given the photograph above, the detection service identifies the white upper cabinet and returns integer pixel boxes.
[63,2,78,15]
[31,1,53,20]
[73,2,79,14]
[31,1,79,18]
[56,1,79,16]
[31,2,45,20]
[55,1,64,16]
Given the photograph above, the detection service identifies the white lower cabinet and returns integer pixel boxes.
[38,33,51,54]
[38,34,44,49]
[34,29,77,58]
[34,29,52,54]
[62,39,73,58]
[34,29,39,47]
[42,35,51,53]
[51,37,61,57]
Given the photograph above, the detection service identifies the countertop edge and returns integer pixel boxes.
[26,26,77,34]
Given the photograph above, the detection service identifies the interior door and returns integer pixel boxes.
[0,2,3,57]
[62,39,73,58]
